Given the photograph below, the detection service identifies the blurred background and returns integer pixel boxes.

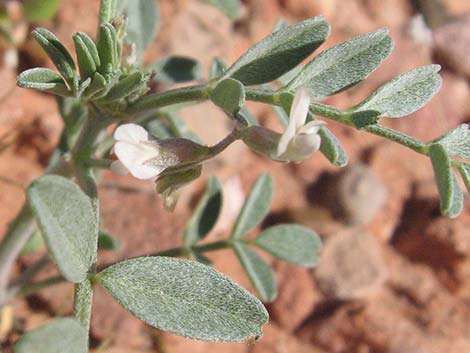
[0,0,469,352]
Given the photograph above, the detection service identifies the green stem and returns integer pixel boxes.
[245,87,429,155]
[365,125,428,154]
[83,158,113,169]
[73,278,94,340]
[127,85,211,115]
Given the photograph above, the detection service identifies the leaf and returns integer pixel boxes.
[207,0,242,20]
[184,177,223,247]
[225,16,330,85]
[98,230,122,250]
[210,78,246,116]
[32,28,76,87]
[23,0,60,22]
[286,29,393,99]
[231,173,273,239]
[233,243,277,302]
[97,23,119,73]
[458,163,470,194]
[255,224,322,267]
[153,56,201,83]
[17,68,70,96]
[434,123,470,159]
[350,110,381,128]
[124,0,159,60]
[73,32,100,79]
[210,57,228,80]
[191,251,213,266]
[98,257,268,341]
[27,175,99,282]
[354,65,442,118]
[20,229,44,255]
[105,72,147,101]
[14,318,88,353]
[429,144,463,218]
[318,127,348,167]
[165,113,202,143]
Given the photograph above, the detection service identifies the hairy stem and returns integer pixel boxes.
[127,85,211,115]
[244,87,430,156]
[73,278,94,341]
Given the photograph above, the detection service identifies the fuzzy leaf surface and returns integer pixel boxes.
[27,175,98,282]
[231,173,273,239]
[233,243,277,302]
[355,65,442,118]
[429,144,463,218]
[14,318,87,353]
[286,29,393,99]
[184,176,223,247]
[255,224,322,267]
[225,17,330,85]
[99,257,268,341]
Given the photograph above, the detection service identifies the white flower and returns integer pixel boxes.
[276,87,326,162]
[111,123,210,181]
[111,123,177,180]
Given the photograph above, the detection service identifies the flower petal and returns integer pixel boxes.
[114,123,149,143]
[279,133,321,162]
[289,87,311,131]
[114,141,162,180]
[298,120,326,135]
[110,160,129,175]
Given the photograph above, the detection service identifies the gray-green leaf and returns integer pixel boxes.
[354,65,442,118]
[17,68,70,96]
[123,0,159,60]
[429,143,463,218]
[318,127,348,167]
[98,230,122,250]
[14,318,88,353]
[207,0,242,20]
[458,163,470,194]
[32,28,76,87]
[98,257,268,341]
[255,224,322,267]
[73,32,100,80]
[434,123,470,159]
[210,78,245,116]
[231,173,273,239]
[286,29,392,99]
[225,16,330,85]
[210,57,228,80]
[152,56,201,83]
[184,176,223,247]
[233,243,277,302]
[27,175,98,282]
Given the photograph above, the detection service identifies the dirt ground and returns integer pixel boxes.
[1,0,470,352]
